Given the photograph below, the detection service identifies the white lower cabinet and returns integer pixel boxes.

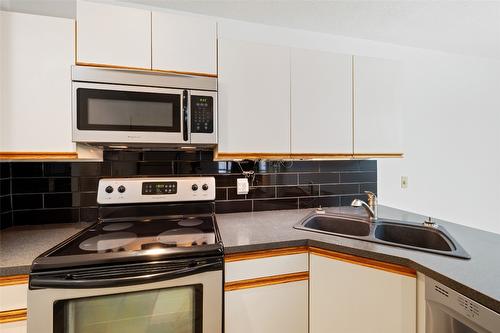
[224,251,309,333]
[0,321,27,333]
[0,278,28,333]
[310,253,416,333]
[225,280,308,333]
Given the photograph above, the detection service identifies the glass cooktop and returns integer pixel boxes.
[49,215,217,257]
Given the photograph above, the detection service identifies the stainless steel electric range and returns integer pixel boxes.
[27,177,223,333]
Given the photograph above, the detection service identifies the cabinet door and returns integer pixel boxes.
[291,48,352,155]
[0,321,27,333]
[310,253,416,333]
[353,56,402,155]
[152,12,216,76]
[76,0,151,69]
[225,281,308,333]
[218,39,290,155]
[0,11,75,152]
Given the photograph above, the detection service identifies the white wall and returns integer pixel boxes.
[378,55,500,235]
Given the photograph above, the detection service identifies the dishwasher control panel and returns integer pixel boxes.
[425,277,499,332]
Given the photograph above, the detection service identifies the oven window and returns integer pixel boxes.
[77,88,181,132]
[53,284,202,333]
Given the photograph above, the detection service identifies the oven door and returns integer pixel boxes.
[27,259,222,333]
[72,82,187,145]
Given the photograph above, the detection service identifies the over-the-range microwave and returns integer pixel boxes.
[72,66,217,148]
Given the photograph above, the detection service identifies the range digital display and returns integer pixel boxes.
[142,182,177,195]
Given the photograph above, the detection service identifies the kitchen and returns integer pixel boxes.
[0,0,499,332]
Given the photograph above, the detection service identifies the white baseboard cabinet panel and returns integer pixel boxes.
[225,280,308,333]
[0,321,26,333]
[310,253,416,333]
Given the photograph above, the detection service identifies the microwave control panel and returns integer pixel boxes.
[191,96,213,133]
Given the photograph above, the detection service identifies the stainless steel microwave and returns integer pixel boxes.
[72,66,217,147]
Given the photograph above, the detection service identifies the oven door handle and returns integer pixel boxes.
[30,261,221,289]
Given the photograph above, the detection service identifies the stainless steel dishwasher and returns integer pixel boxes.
[426,277,499,333]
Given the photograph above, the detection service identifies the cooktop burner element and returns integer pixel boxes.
[102,222,133,231]
[79,232,137,251]
[158,227,215,247]
[31,177,222,272]
[178,218,204,227]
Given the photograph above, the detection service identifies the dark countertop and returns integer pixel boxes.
[1,206,498,313]
[216,206,500,313]
[0,222,91,276]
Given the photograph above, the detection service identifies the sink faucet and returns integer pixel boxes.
[351,191,378,222]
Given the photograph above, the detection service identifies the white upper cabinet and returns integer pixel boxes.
[152,12,217,75]
[354,56,402,155]
[291,49,352,155]
[76,0,151,69]
[218,39,290,155]
[0,11,75,153]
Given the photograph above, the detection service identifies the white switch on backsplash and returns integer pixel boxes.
[237,178,249,195]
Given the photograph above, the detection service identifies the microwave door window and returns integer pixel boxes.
[77,88,181,132]
[87,99,174,127]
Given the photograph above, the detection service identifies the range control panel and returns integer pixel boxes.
[97,177,215,204]
[191,95,213,133]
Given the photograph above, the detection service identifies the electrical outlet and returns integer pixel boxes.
[237,178,249,195]
[401,176,408,189]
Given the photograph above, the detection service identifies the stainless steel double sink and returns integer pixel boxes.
[294,212,470,259]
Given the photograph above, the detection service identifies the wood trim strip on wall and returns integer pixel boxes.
[0,309,27,324]
[0,275,29,287]
[310,247,416,278]
[0,152,78,160]
[224,246,309,262]
[215,152,404,160]
[75,62,217,78]
[224,272,309,291]
[290,153,353,159]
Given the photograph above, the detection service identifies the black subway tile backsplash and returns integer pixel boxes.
[0,155,376,228]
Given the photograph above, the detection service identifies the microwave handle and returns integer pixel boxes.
[183,90,189,142]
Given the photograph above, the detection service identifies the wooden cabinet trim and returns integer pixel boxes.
[214,152,292,160]
[353,153,404,158]
[215,152,403,160]
[224,246,309,262]
[0,309,27,324]
[0,275,28,287]
[225,272,309,291]
[310,247,416,278]
[0,152,78,160]
[76,62,217,78]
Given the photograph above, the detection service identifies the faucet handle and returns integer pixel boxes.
[364,191,377,206]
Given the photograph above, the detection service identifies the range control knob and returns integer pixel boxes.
[118,185,126,193]
[105,186,114,194]
[192,184,198,191]
[202,184,209,191]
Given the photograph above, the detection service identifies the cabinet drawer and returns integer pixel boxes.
[0,282,27,312]
[225,252,308,282]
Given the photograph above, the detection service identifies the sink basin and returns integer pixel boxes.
[294,212,470,259]
[374,223,454,252]
[300,215,370,237]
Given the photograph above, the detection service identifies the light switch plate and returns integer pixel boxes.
[237,178,249,195]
